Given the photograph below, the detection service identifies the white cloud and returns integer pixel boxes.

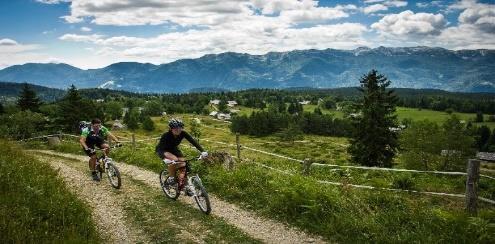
[60,0,354,26]
[361,0,407,15]
[58,22,369,66]
[416,1,444,8]
[80,26,92,32]
[363,4,388,14]
[0,38,18,46]
[437,23,495,49]
[0,38,40,53]
[53,0,369,68]
[457,3,495,33]
[371,10,446,36]
[0,39,51,69]
[59,33,104,42]
[429,0,495,49]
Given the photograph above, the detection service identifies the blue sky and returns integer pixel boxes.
[0,0,493,69]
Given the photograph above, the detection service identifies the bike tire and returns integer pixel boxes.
[191,176,211,214]
[159,170,180,200]
[106,162,121,189]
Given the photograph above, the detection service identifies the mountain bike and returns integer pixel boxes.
[95,144,122,189]
[159,155,211,214]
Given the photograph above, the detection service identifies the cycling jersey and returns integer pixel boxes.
[156,130,204,158]
[81,126,110,154]
[81,126,110,138]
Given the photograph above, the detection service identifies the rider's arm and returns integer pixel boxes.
[80,136,89,150]
[107,132,120,143]
[101,126,119,143]
[184,131,204,152]
[80,129,89,150]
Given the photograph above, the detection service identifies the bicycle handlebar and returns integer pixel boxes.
[163,154,207,165]
[94,143,123,151]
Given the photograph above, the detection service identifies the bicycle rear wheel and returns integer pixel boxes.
[106,162,121,189]
[160,170,180,200]
[191,176,211,214]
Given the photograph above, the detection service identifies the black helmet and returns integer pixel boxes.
[169,118,184,128]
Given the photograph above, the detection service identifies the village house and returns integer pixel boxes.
[209,99,220,105]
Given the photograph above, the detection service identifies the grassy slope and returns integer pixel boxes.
[0,140,99,243]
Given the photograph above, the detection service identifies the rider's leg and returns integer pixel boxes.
[89,154,97,171]
[177,157,186,181]
[164,152,179,178]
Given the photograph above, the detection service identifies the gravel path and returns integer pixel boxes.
[35,155,147,244]
[34,150,328,244]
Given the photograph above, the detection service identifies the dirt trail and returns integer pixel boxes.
[34,150,328,244]
[35,156,147,244]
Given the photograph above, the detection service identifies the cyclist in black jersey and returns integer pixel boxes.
[156,118,208,187]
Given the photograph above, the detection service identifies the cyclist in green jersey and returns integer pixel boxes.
[80,118,120,181]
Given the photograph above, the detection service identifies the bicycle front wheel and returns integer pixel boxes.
[191,176,211,214]
[160,170,179,200]
[106,162,121,189]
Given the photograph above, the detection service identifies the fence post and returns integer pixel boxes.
[302,158,313,175]
[131,133,136,151]
[236,133,241,161]
[466,159,480,215]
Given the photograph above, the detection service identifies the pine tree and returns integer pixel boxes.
[142,116,155,131]
[288,102,296,114]
[348,70,399,168]
[487,130,495,152]
[58,85,94,132]
[126,108,140,130]
[476,126,491,151]
[0,102,4,114]
[17,83,41,112]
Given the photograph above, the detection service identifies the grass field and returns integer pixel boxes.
[233,103,495,129]
[0,140,99,243]
[301,105,495,129]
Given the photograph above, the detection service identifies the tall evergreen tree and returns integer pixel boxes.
[17,83,41,112]
[487,130,495,152]
[58,85,95,132]
[126,108,140,130]
[288,102,296,114]
[348,70,399,167]
[476,126,491,151]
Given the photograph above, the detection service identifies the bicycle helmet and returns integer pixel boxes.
[169,118,184,129]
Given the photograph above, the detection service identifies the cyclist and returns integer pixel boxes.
[80,118,120,181]
[156,118,208,194]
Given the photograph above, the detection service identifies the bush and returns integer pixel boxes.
[392,174,416,190]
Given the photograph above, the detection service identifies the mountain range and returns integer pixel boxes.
[0,46,493,93]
